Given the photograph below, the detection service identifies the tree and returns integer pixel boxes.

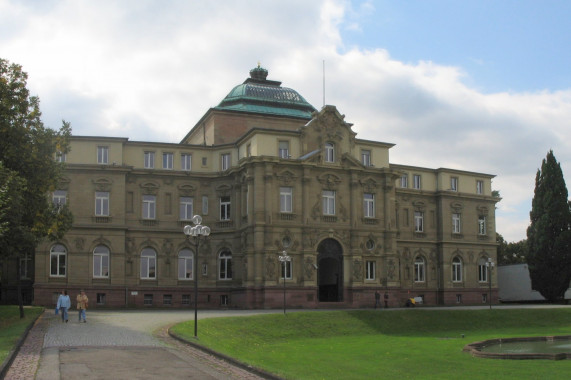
[0,58,73,317]
[526,150,571,302]
[496,234,528,265]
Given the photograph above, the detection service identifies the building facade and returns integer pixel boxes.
[31,66,500,308]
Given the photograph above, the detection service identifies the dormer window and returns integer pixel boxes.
[278,141,290,159]
[325,142,335,163]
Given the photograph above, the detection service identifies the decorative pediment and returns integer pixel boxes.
[317,172,342,190]
[275,170,298,185]
[360,177,378,193]
[92,177,113,192]
[92,235,111,248]
[450,201,463,212]
[178,183,197,196]
[215,184,232,197]
[412,200,426,212]
[477,205,489,216]
[139,182,159,195]
[58,176,71,190]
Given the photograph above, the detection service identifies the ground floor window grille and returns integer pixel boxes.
[163,294,172,305]
[482,294,488,303]
[220,295,229,306]
[96,293,106,305]
[456,294,462,304]
[144,294,153,306]
[182,294,191,305]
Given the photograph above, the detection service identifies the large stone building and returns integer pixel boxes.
[30,66,499,308]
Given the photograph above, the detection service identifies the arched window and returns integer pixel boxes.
[50,244,67,277]
[414,256,425,282]
[324,142,335,163]
[93,245,110,278]
[478,257,488,282]
[219,251,232,280]
[452,256,462,282]
[140,248,157,279]
[178,249,194,280]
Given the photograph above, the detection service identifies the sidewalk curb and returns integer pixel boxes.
[0,308,45,380]
[168,329,283,380]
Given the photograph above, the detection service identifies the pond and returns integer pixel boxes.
[464,335,571,360]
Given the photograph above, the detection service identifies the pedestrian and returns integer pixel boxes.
[56,290,71,323]
[384,292,389,308]
[374,290,381,309]
[76,290,88,323]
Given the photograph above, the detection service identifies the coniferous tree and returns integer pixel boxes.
[526,150,571,302]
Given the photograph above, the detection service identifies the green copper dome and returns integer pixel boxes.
[215,65,316,119]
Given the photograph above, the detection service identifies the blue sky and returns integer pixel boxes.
[2,0,571,243]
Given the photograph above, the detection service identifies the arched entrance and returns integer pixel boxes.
[317,238,343,302]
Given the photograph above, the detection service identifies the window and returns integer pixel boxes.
[280,187,293,213]
[53,190,67,206]
[324,142,334,163]
[482,294,488,303]
[144,294,153,305]
[452,213,461,234]
[450,177,458,191]
[366,261,375,280]
[50,244,66,277]
[93,245,109,278]
[478,216,487,235]
[202,157,207,166]
[452,257,462,282]
[20,252,31,279]
[202,195,209,215]
[363,193,375,218]
[322,190,336,215]
[95,192,109,216]
[163,295,172,305]
[220,196,231,220]
[278,141,290,158]
[281,260,292,280]
[413,174,421,189]
[456,294,462,304]
[178,249,193,280]
[181,294,191,305]
[96,293,106,305]
[414,211,424,232]
[162,153,173,170]
[144,151,155,169]
[181,154,192,171]
[97,146,108,164]
[361,150,371,166]
[140,248,157,279]
[246,144,251,157]
[55,151,66,162]
[476,180,484,195]
[414,257,425,282]
[179,197,193,220]
[400,175,408,188]
[221,153,230,170]
[478,258,488,282]
[219,251,232,280]
[142,195,156,219]
[220,295,229,306]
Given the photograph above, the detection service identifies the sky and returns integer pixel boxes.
[2,0,571,243]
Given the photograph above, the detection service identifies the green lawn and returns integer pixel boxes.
[171,308,571,380]
[0,306,43,364]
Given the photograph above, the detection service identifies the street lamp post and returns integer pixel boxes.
[279,250,291,315]
[183,215,210,337]
[486,258,495,310]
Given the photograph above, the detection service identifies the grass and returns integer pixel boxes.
[0,306,43,364]
[171,308,571,380]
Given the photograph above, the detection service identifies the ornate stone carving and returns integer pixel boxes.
[359,177,378,193]
[450,201,463,212]
[162,239,174,257]
[275,170,298,185]
[92,177,112,192]
[387,259,396,280]
[265,255,276,279]
[178,183,197,196]
[317,173,342,190]
[215,184,232,197]
[140,182,159,195]
[304,257,315,280]
[353,260,363,281]
[74,238,85,251]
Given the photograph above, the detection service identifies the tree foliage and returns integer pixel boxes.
[496,233,527,265]
[526,150,571,302]
[0,58,73,314]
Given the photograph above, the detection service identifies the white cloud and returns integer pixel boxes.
[2,0,571,242]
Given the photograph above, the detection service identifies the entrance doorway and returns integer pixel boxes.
[317,238,343,302]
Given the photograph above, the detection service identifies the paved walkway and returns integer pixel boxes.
[4,309,281,380]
